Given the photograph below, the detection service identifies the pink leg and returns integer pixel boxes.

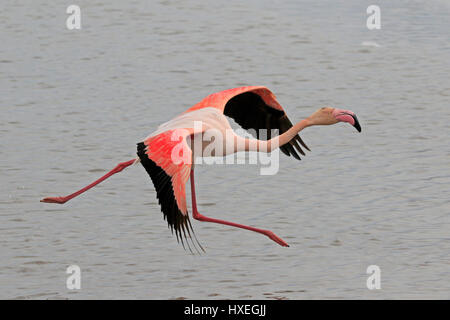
[190,169,289,247]
[41,159,136,204]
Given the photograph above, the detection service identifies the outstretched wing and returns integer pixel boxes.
[223,91,310,160]
[137,129,201,251]
[185,86,310,160]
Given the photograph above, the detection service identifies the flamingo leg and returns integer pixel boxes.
[189,169,289,247]
[40,159,136,204]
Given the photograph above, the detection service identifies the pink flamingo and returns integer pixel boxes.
[41,86,361,250]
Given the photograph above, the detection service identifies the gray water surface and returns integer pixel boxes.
[1,0,449,299]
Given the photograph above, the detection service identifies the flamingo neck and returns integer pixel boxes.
[255,118,311,152]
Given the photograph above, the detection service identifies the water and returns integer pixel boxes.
[1,0,449,299]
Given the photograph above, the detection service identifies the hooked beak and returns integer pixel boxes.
[332,108,362,132]
[351,114,362,132]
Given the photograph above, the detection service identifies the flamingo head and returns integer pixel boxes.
[309,107,361,132]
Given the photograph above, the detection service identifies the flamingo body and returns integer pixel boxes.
[137,86,308,247]
[41,86,361,250]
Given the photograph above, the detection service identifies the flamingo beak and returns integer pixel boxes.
[351,114,362,132]
[333,109,362,133]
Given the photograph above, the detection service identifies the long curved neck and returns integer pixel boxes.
[275,118,311,149]
[244,118,312,152]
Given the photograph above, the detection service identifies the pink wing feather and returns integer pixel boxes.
[185,86,284,114]
[142,129,193,215]
[137,127,204,251]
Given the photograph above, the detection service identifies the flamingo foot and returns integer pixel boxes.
[264,230,290,247]
[40,196,67,204]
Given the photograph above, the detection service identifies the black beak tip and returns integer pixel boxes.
[352,115,362,133]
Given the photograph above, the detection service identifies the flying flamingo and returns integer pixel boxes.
[41,86,361,250]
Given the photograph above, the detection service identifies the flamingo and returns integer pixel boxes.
[41,86,361,250]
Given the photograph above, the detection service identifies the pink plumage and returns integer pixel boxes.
[41,86,361,251]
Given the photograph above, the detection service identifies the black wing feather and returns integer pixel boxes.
[137,142,203,252]
[223,92,309,160]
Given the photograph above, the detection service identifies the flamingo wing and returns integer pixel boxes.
[223,91,310,160]
[185,86,309,160]
[137,129,199,249]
